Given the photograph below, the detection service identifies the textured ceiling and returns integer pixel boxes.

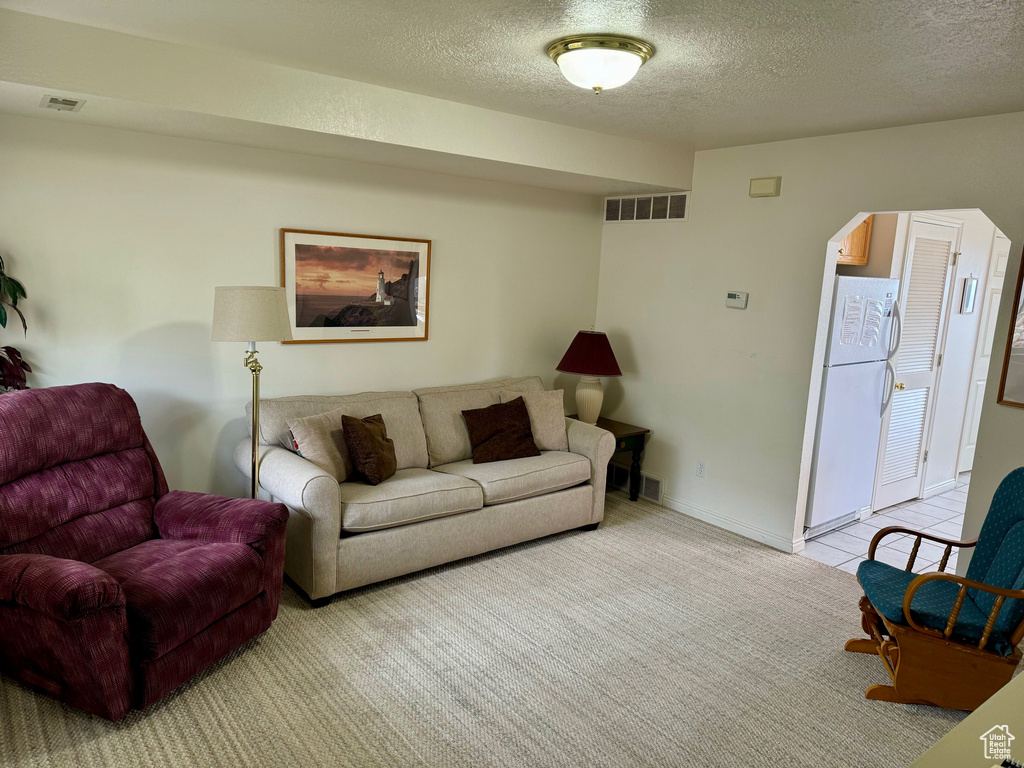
[2,0,1023,150]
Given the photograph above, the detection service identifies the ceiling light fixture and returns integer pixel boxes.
[546,34,654,95]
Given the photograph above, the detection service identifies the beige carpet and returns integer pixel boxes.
[1,492,963,767]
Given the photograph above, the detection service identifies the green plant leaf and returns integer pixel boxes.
[7,277,25,300]
[0,300,25,334]
[0,277,15,307]
[11,305,26,334]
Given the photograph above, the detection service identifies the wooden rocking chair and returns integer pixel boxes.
[846,467,1024,711]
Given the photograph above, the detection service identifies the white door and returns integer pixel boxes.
[873,216,961,510]
[958,232,1011,472]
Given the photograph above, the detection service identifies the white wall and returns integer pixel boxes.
[596,111,1024,556]
[0,113,603,495]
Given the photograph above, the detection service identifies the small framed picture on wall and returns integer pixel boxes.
[280,228,431,344]
[998,246,1024,407]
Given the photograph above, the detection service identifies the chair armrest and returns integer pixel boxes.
[868,525,977,570]
[154,490,288,547]
[233,441,341,535]
[903,571,1024,650]
[0,553,123,620]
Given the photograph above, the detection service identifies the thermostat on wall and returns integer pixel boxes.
[726,291,749,309]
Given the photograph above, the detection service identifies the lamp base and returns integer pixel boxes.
[576,376,604,425]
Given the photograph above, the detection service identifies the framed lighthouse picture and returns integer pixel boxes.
[280,228,431,344]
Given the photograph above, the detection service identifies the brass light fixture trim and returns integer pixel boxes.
[546,34,655,64]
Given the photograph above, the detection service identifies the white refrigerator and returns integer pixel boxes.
[806,276,901,534]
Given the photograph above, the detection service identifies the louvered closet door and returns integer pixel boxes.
[873,219,960,510]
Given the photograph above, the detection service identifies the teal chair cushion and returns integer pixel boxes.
[857,559,1014,656]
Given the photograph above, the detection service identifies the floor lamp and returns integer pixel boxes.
[212,286,292,499]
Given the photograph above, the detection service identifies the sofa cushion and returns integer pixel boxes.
[417,389,499,467]
[499,389,568,452]
[93,539,264,660]
[285,396,428,482]
[342,414,397,485]
[252,390,418,448]
[463,397,541,464]
[412,376,545,398]
[414,378,546,467]
[433,451,591,506]
[338,468,484,532]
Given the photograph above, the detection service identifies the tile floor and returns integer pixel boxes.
[800,472,971,575]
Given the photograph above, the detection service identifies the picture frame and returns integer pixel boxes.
[997,247,1024,407]
[280,228,431,344]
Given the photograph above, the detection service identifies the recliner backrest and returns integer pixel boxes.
[0,383,166,563]
[966,467,1024,636]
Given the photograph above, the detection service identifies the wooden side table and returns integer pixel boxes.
[568,415,650,501]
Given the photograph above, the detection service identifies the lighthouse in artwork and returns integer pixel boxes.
[375,269,385,303]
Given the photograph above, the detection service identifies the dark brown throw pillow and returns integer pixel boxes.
[461,396,541,464]
[341,413,397,485]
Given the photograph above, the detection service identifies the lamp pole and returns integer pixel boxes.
[244,341,262,500]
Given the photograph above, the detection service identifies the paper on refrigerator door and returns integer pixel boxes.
[840,295,865,345]
[860,299,884,347]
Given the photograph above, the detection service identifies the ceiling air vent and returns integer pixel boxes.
[39,95,85,112]
[604,192,688,223]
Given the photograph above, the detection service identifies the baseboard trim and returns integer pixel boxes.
[923,479,957,499]
[662,494,798,553]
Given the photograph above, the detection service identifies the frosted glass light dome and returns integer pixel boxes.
[547,35,654,94]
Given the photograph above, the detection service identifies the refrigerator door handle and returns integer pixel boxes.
[888,301,902,362]
[880,361,896,417]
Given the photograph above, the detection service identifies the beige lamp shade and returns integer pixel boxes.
[211,286,293,342]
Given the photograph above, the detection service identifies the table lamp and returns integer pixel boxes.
[212,286,292,498]
[556,330,622,425]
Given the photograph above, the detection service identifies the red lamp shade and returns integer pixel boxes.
[556,331,622,377]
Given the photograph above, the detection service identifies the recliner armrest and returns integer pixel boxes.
[154,490,288,548]
[0,553,123,621]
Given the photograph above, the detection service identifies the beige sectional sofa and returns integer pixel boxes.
[233,376,615,603]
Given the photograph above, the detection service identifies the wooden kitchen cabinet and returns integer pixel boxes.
[837,214,874,266]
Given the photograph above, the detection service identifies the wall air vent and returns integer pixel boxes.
[640,474,664,504]
[607,462,665,505]
[604,192,688,223]
[39,95,85,112]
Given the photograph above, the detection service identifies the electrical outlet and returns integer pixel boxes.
[696,462,706,479]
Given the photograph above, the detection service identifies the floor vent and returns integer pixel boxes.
[606,462,664,504]
[640,474,664,504]
[39,95,85,112]
[605,192,688,223]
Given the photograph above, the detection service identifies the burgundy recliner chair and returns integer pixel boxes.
[0,383,288,720]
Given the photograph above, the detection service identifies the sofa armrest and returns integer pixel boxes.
[566,418,616,523]
[234,440,342,599]
[154,490,288,548]
[233,442,341,532]
[0,553,123,621]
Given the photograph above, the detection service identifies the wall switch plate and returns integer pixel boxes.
[726,291,748,309]
[696,462,706,478]
[749,176,781,197]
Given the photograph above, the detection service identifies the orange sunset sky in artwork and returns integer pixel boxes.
[295,244,420,296]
